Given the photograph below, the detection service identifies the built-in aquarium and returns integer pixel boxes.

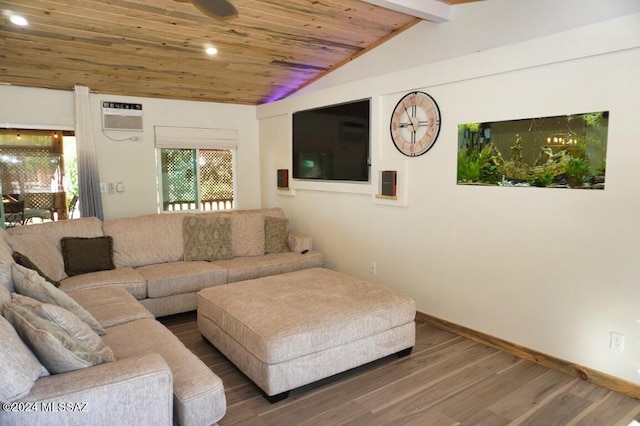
[457,112,608,189]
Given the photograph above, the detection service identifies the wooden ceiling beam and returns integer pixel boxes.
[359,0,451,22]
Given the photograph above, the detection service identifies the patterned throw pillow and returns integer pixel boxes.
[3,303,114,374]
[183,215,233,261]
[31,303,114,362]
[0,315,49,402]
[10,294,115,366]
[264,216,289,254]
[12,263,106,336]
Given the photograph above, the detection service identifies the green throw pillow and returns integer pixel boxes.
[183,215,233,261]
[264,216,289,254]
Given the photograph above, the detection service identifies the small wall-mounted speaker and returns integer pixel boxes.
[277,169,289,189]
[381,170,397,197]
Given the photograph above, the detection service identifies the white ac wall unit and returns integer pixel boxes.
[102,101,143,131]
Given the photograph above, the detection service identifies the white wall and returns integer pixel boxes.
[88,93,261,219]
[0,87,261,219]
[257,8,640,386]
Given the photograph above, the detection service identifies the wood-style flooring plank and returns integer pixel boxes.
[488,369,578,421]
[161,312,640,425]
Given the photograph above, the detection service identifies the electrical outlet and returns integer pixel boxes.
[108,182,115,194]
[369,262,377,275]
[610,332,624,352]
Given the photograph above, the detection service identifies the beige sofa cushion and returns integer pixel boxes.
[230,211,265,257]
[68,286,154,328]
[103,318,226,426]
[6,217,104,251]
[60,267,147,300]
[12,251,60,288]
[137,261,227,299]
[262,207,287,219]
[104,208,289,268]
[104,213,187,268]
[216,251,323,283]
[7,234,67,282]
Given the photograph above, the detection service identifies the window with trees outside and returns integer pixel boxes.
[155,126,238,213]
[159,148,235,212]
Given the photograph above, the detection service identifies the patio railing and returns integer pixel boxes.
[163,198,234,212]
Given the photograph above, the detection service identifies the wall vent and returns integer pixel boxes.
[102,101,143,131]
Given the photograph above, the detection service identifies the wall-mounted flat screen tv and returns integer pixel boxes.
[292,99,370,182]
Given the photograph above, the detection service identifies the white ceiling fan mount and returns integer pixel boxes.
[174,0,238,19]
[360,0,451,23]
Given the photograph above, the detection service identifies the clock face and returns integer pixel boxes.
[390,91,441,157]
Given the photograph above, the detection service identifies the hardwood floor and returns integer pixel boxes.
[161,313,640,425]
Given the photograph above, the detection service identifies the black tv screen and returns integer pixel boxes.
[292,99,370,182]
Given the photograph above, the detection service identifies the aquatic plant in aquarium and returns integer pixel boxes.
[457,112,608,190]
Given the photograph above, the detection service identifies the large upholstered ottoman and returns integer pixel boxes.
[197,267,416,402]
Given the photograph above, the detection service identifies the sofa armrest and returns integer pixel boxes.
[0,353,173,426]
[288,232,312,253]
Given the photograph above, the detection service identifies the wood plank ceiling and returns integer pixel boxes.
[0,0,478,105]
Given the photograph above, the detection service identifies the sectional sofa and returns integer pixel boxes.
[0,208,323,425]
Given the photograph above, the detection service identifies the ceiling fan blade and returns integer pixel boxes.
[191,0,238,19]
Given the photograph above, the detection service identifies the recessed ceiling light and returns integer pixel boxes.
[9,15,28,26]
[205,46,218,56]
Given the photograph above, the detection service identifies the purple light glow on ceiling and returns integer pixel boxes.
[262,61,328,104]
[262,77,309,103]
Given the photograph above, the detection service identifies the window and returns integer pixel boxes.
[154,126,238,212]
[159,148,235,211]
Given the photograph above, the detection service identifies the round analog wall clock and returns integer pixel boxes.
[390,91,441,157]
